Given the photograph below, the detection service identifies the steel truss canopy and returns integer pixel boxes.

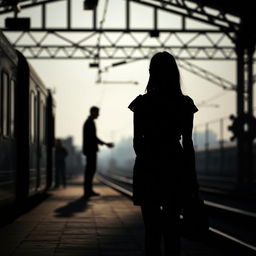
[0,0,253,61]
[0,0,255,90]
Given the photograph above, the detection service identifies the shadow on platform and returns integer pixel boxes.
[54,196,90,218]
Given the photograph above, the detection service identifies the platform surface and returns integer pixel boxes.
[0,176,226,256]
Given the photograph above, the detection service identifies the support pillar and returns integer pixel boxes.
[244,44,255,185]
[235,39,245,186]
[235,31,255,190]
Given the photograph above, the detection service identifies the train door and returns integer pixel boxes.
[46,92,56,189]
[0,70,16,205]
[37,92,47,191]
[29,85,38,194]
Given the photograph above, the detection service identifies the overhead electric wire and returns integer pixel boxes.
[95,0,109,83]
[95,0,109,107]
[196,90,232,108]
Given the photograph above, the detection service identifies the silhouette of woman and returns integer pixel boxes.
[129,52,199,256]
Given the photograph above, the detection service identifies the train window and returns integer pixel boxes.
[29,92,34,142]
[43,104,46,144]
[44,105,47,144]
[2,72,9,137]
[34,94,38,142]
[10,80,15,137]
[40,102,46,144]
[40,101,43,143]
[0,72,2,135]
[30,92,34,142]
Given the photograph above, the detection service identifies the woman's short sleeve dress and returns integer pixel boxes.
[129,93,198,206]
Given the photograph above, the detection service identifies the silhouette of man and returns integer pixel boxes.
[82,106,114,198]
[55,139,68,188]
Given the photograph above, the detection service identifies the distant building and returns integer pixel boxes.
[62,136,84,177]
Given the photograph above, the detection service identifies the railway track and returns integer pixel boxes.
[97,172,256,255]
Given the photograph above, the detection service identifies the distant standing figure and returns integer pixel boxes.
[55,139,68,188]
[128,52,199,256]
[82,106,114,198]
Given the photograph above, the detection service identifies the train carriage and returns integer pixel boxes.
[0,31,18,207]
[27,63,49,195]
[0,30,56,209]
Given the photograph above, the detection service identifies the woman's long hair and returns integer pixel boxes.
[146,51,183,97]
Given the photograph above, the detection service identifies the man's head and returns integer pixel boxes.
[90,106,99,119]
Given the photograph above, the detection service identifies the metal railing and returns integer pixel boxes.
[193,115,235,152]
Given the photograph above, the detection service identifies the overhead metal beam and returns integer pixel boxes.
[0,0,239,42]
[15,45,236,60]
[129,0,239,33]
[0,0,238,61]
[3,30,236,60]
[0,0,62,14]
[0,0,240,32]
[177,59,236,90]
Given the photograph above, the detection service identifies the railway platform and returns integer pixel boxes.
[0,175,240,256]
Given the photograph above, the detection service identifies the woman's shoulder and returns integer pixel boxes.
[180,95,198,114]
[128,93,198,113]
[128,94,148,112]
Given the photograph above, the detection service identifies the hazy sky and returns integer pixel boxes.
[1,0,253,147]
[28,58,237,147]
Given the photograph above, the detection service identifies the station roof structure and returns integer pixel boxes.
[0,0,255,90]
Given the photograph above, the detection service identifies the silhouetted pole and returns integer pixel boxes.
[205,123,209,173]
[235,36,245,187]
[219,118,224,176]
[234,20,256,190]
[245,44,255,186]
